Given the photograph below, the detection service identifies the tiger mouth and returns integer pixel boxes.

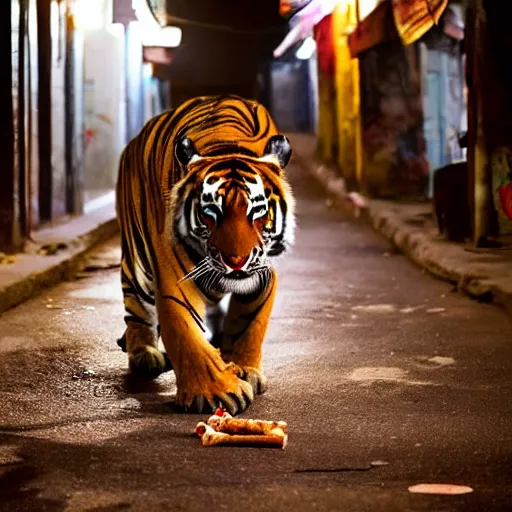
[225,269,250,280]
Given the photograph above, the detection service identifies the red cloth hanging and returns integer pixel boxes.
[314,13,335,77]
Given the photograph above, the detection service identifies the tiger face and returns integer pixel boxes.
[172,135,294,296]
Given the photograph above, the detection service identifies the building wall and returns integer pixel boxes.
[332,0,362,187]
[359,40,429,198]
[125,21,145,143]
[69,21,86,215]
[83,24,126,202]
[270,59,314,133]
[51,0,67,218]
[314,13,338,164]
[308,49,319,133]
[28,0,39,226]
[419,40,464,197]
[9,0,23,247]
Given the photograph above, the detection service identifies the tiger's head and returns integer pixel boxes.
[171,135,294,296]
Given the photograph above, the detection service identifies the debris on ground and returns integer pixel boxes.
[37,242,69,256]
[352,304,396,313]
[0,252,17,264]
[370,460,389,467]
[408,483,473,495]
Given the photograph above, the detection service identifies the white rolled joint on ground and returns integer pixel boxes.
[195,410,288,449]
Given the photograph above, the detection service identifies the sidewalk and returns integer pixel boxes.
[288,132,512,317]
[0,201,118,315]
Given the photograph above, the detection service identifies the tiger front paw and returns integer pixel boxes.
[129,346,171,379]
[234,365,267,395]
[178,362,254,416]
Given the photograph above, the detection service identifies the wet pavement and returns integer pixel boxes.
[0,160,511,511]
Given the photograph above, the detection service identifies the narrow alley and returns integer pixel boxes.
[0,157,511,511]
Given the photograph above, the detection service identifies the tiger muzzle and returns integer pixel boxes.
[220,253,250,271]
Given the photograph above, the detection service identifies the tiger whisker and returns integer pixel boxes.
[178,258,211,283]
[185,258,220,283]
[190,265,214,281]
[188,263,214,281]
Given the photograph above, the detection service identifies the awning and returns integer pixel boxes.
[274,0,337,58]
[348,0,459,57]
[348,1,398,58]
[392,0,449,45]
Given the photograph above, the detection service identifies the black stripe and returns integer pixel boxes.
[181,293,205,329]
[121,267,155,306]
[160,294,206,333]
[206,146,258,158]
[124,314,153,327]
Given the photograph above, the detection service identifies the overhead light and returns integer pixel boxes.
[71,0,105,31]
[358,0,380,20]
[141,26,182,48]
[132,0,181,48]
[132,0,161,29]
[295,36,316,60]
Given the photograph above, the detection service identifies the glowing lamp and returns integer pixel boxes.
[141,26,182,48]
[71,0,105,31]
[132,0,181,48]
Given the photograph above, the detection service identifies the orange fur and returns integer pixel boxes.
[116,95,294,414]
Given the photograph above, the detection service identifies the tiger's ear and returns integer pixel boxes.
[176,137,201,166]
[262,134,292,169]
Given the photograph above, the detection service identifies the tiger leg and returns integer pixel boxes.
[156,271,254,415]
[116,140,170,378]
[121,258,169,378]
[220,269,278,395]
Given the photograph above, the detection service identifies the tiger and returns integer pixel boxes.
[115,94,295,415]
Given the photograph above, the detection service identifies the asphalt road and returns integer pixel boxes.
[0,161,511,512]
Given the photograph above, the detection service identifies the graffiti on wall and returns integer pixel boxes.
[492,148,512,235]
[359,40,429,198]
[83,77,117,192]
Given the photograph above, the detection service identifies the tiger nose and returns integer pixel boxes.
[220,253,250,271]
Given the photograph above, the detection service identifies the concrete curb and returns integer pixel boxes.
[361,204,512,316]
[291,146,512,318]
[0,207,119,316]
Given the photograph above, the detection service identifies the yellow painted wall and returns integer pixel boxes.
[316,72,338,164]
[332,0,362,184]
